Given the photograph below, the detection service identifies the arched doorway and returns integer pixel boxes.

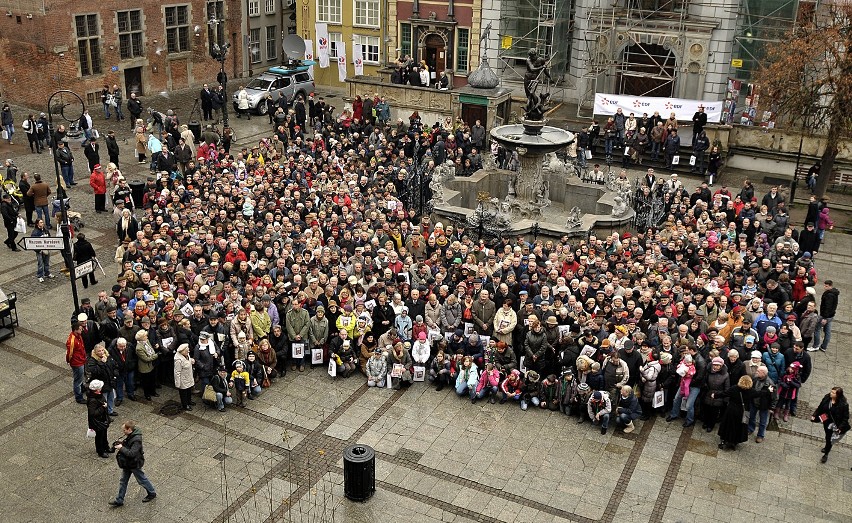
[423,33,445,86]
[618,42,677,97]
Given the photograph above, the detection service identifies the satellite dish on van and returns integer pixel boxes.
[282,34,306,61]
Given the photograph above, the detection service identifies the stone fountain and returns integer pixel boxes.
[430,40,633,238]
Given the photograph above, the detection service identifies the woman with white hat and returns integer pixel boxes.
[87,379,112,458]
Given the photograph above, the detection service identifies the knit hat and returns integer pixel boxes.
[526,370,540,382]
[578,382,590,392]
[751,350,762,359]
[592,391,602,400]
[418,332,427,341]
[88,380,104,391]
[711,357,725,366]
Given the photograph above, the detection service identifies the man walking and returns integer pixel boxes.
[26,173,51,228]
[1,192,21,251]
[109,420,157,507]
[66,319,87,404]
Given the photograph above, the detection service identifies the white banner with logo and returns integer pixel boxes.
[594,93,723,123]
[315,23,329,68]
[304,39,314,76]
[353,44,364,76]
[337,45,347,82]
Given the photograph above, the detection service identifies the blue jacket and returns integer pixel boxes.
[761,351,785,382]
[616,393,642,421]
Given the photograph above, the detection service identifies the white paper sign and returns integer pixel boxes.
[315,24,329,68]
[312,348,324,364]
[364,299,376,311]
[463,322,475,336]
[428,329,441,341]
[180,302,194,318]
[558,325,571,339]
[391,363,404,378]
[328,358,337,377]
[291,342,305,359]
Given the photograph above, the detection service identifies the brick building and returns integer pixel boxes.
[0,0,244,110]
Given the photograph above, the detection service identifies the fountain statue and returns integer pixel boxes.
[489,50,573,219]
[566,206,583,229]
[610,196,628,218]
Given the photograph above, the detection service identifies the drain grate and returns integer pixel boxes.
[156,400,184,417]
[213,452,227,461]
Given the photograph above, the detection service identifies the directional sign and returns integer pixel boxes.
[19,236,64,251]
[74,260,94,279]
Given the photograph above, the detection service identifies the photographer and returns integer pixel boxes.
[108,420,157,507]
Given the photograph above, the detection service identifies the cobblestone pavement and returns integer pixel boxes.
[1,87,852,522]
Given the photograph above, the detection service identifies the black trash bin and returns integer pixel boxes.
[128,180,145,209]
[188,120,201,143]
[343,444,375,502]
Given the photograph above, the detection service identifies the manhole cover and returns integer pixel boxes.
[395,448,424,463]
[156,400,184,417]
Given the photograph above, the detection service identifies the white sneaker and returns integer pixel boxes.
[806,346,820,352]
[38,277,44,283]
[48,274,56,279]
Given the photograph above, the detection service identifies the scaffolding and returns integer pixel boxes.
[577,0,690,116]
[497,0,573,100]
[731,0,801,81]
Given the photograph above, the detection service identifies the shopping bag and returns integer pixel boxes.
[584,149,593,160]
[689,155,696,166]
[15,216,27,233]
[311,348,324,365]
[671,155,680,165]
[291,342,304,359]
[413,366,425,382]
[327,359,337,377]
[652,390,664,409]
[86,428,96,438]
[1,130,7,140]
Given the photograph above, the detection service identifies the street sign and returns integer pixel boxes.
[19,236,64,251]
[74,260,94,279]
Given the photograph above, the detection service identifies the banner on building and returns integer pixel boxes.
[316,23,329,68]
[353,44,364,76]
[593,93,723,123]
[337,45,347,82]
[304,39,315,76]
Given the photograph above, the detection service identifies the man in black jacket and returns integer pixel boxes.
[105,130,120,167]
[811,280,840,352]
[109,420,157,506]
[126,93,143,130]
[108,337,138,404]
[84,137,100,173]
[1,192,20,251]
[200,84,214,121]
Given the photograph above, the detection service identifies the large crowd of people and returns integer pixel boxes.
[2,88,848,466]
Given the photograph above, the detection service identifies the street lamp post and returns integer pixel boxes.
[209,16,231,128]
[47,90,85,316]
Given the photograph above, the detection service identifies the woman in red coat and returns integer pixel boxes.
[352,95,363,123]
[89,164,107,213]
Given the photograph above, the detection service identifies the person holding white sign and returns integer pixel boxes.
[74,233,98,288]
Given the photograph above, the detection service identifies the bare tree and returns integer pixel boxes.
[757,2,852,197]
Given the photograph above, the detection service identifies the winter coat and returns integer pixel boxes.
[135,340,158,374]
[501,375,524,397]
[87,392,110,431]
[455,363,479,390]
[602,356,630,390]
[308,315,329,348]
[89,169,106,195]
[424,301,442,330]
[116,428,145,470]
[820,288,840,319]
[761,351,785,383]
[777,371,801,401]
[812,394,851,434]
[716,385,753,445]
[366,355,387,380]
[492,307,517,345]
[639,360,661,402]
[751,377,776,411]
[587,391,612,419]
[524,329,551,361]
[173,350,194,390]
[411,340,430,364]
[616,393,642,421]
[86,355,117,392]
[703,366,730,406]
[476,368,501,393]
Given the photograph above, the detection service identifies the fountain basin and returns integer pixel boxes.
[490,123,574,155]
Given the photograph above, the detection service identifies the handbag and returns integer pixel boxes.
[741,392,749,424]
[2,130,7,140]
[86,428,96,438]
[202,384,217,402]
[262,377,271,388]
[14,216,26,233]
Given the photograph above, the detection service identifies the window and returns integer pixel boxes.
[317,0,342,24]
[399,23,411,59]
[456,28,470,73]
[117,10,143,60]
[206,1,224,52]
[265,0,275,14]
[165,5,190,54]
[328,32,343,58]
[266,26,278,61]
[353,34,380,63]
[75,14,102,76]
[354,0,379,27]
[248,0,260,16]
[249,28,261,63]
